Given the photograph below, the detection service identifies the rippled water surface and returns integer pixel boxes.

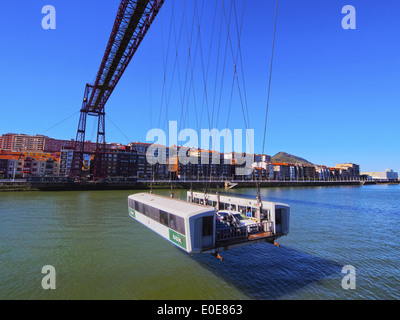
[0,184,399,300]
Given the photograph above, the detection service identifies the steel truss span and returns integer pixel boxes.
[70,0,165,179]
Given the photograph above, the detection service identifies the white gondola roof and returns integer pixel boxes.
[129,193,215,218]
[190,191,289,208]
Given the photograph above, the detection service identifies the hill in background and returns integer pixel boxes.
[271,152,314,165]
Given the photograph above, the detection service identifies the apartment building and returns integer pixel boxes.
[0,133,16,150]
[254,154,271,163]
[0,133,47,151]
[44,138,75,152]
[0,150,59,178]
[335,163,360,179]
[272,163,290,180]
[44,138,98,153]
[0,158,8,178]
[128,142,152,155]
[316,165,331,180]
[58,149,74,177]
[252,161,274,179]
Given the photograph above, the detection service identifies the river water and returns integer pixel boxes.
[0,184,399,300]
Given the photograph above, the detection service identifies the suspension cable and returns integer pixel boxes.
[233,0,250,129]
[215,0,233,129]
[181,0,200,132]
[106,114,132,144]
[158,0,175,131]
[262,0,279,155]
[210,0,225,129]
[39,111,80,135]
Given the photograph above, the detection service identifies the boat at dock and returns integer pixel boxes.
[128,191,290,258]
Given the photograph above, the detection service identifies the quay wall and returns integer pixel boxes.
[1,179,397,192]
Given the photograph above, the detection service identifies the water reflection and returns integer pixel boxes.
[191,243,342,300]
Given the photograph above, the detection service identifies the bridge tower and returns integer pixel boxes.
[70,0,165,179]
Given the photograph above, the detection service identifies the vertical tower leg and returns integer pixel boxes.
[93,109,106,179]
[70,84,92,178]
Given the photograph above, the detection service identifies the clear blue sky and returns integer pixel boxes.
[0,0,399,173]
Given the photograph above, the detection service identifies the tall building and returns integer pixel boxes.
[0,133,16,150]
[335,163,360,179]
[0,133,49,152]
[13,134,47,151]
[58,149,74,177]
[0,133,101,153]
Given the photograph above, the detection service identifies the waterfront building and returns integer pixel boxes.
[316,165,331,181]
[177,149,233,180]
[105,152,118,177]
[58,149,74,177]
[8,158,24,179]
[1,152,25,179]
[252,166,268,180]
[52,158,60,176]
[225,152,254,180]
[0,158,8,178]
[30,157,44,177]
[335,163,360,179]
[303,165,318,180]
[254,154,271,163]
[294,164,304,180]
[361,169,398,181]
[128,142,152,155]
[97,149,157,180]
[0,133,366,182]
[174,148,237,181]
[289,165,295,180]
[138,154,153,179]
[329,167,340,179]
[114,150,133,177]
[252,162,274,179]
[28,154,60,178]
[28,156,58,177]
[272,162,319,181]
[272,163,290,180]
[0,150,60,179]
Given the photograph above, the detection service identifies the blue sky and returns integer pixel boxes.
[0,0,399,173]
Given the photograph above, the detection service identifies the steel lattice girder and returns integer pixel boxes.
[87,0,165,113]
[71,0,164,178]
